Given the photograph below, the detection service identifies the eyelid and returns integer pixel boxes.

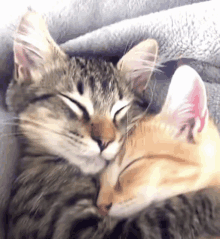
[118,157,144,179]
[30,94,54,103]
[111,100,131,119]
[59,94,90,121]
[113,104,130,124]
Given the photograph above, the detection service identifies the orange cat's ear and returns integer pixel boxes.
[161,65,208,141]
[14,11,67,83]
[117,39,158,94]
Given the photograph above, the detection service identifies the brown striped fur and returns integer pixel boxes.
[6,12,220,239]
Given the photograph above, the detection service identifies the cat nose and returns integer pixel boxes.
[90,116,116,152]
[92,136,109,152]
[97,203,112,216]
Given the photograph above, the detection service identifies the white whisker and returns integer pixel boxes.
[0,132,20,139]
[128,78,157,134]
[0,122,19,126]
[124,39,136,55]
[0,117,20,122]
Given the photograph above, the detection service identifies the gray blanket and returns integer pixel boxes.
[0,0,208,90]
[1,0,219,237]
[60,0,220,127]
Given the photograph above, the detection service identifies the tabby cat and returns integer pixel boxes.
[97,65,220,218]
[5,11,220,239]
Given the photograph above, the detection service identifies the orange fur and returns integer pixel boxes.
[97,65,220,218]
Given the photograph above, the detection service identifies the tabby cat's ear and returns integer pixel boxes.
[14,11,68,83]
[117,39,158,94]
[161,65,208,141]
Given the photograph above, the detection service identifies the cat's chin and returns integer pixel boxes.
[67,155,107,174]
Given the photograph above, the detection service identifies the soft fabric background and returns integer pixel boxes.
[0,0,218,237]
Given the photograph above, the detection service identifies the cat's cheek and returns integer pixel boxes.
[79,156,106,174]
[109,188,160,218]
[81,139,100,157]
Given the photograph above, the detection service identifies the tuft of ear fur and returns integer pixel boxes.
[117,39,158,94]
[161,65,208,142]
[14,11,68,83]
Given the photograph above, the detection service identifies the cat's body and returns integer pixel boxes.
[98,65,220,218]
[6,153,220,239]
[5,11,220,239]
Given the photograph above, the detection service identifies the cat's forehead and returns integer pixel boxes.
[68,58,122,91]
[60,57,132,112]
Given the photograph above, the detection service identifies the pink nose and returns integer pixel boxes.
[97,203,112,216]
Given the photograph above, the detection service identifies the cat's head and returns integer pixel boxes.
[97,65,220,217]
[6,11,158,174]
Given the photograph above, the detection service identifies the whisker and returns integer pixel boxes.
[123,39,132,56]
[127,39,136,53]
[0,117,20,122]
[0,122,19,126]
[127,78,156,134]
[64,134,86,146]
[132,51,157,57]
[0,132,20,139]
[20,119,87,146]
[126,111,129,141]
[126,50,165,70]
[144,78,156,114]
[123,38,138,57]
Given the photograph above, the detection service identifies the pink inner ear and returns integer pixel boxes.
[14,44,29,68]
[187,79,207,132]
[164,66,208,138]
[14,44,33,81]
[198,109,207,132]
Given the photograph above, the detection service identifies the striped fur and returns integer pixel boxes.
[6,156,220,239]
[5,12,220,239]
[6,12,159,174]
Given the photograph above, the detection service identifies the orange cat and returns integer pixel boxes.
[97,65,220,218]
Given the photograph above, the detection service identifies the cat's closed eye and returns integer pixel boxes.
[113,104,130,125]
[59,94,90,120]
